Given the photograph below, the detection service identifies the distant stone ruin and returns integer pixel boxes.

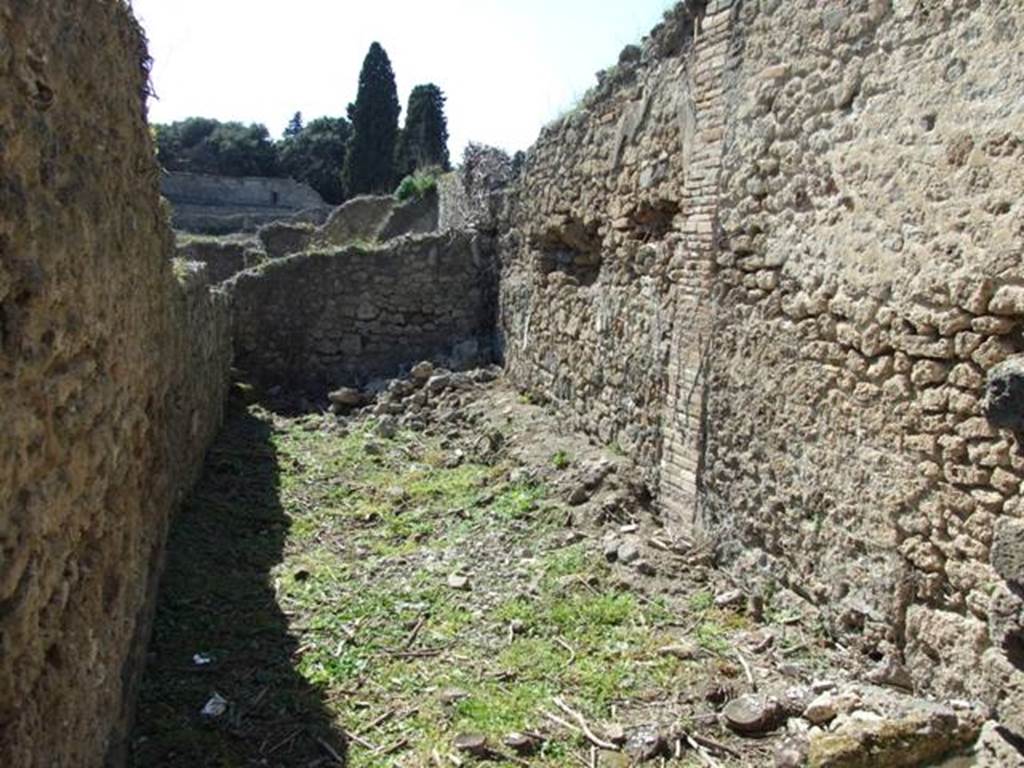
[161,170,332,234]
[3,0,1024,766]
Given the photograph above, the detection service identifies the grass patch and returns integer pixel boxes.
[551,449,571,470]
[134,400,746,768]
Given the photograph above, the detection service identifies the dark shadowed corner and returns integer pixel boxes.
[129,394,346,767]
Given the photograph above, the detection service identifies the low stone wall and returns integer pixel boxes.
[175,235,264,283]
[229,231,497,391]
[314,191,438,248]
[0,4,232,766]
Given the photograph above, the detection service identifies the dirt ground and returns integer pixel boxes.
[130,369,850,768]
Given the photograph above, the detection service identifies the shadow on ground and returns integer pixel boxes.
[130,399,346,767]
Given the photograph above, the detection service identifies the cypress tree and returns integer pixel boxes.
[343,42,401,196]
[395,83,450,179]
[284,111,304,139]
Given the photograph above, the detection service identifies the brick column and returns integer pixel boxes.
[659,0,735,539]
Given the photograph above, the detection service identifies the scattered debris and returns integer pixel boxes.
[200,693,228,718]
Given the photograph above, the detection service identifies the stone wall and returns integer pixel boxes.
[175,235,265,283]
[500,0,1024,733]
[314,191,438,248]
[696,0,1024,726]
[0,3,232,766]
[437,144,516,234]
[230,231,497,391]
[498,5,705,485]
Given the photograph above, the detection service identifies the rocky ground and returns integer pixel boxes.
[131,367,996,767]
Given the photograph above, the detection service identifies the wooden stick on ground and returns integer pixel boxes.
[684,735,722,768]
[688,732,741,759]
[733,651,757,696]
[404,615,427,647]
[555,637,577,666]
[542,709,579,735]
[357,708,395,734]
[315,736,345,765]
[552,697,619,751]
[342,729,379,751]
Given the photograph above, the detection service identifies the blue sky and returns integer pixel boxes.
[131,0,674,157]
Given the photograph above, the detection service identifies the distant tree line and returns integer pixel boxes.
[153,42,450,205]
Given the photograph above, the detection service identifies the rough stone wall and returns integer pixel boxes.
[0,3,232,766]
[314,191,438,248]
[230,231,496,391]
[175,235,265,283]
[498,5,705,483]
[692,0,1024,724]
[437,144,515,234]
[501,0,1024,726]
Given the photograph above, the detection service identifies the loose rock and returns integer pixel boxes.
[447,574,471,590]
[722,694,784,735]
[453,733,489,757]
[328,386,364,408]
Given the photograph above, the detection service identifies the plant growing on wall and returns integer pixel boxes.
[343,42,401,197]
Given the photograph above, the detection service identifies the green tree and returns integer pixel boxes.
[343,42,401,196]
[395,84,450,180]
[278,117,351,204]
[284,111,304,139]
[206,122,279,176]
[154,117,278,177]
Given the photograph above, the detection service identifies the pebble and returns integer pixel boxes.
[722,694,784,735]
[803,692,839,725]
[774,736,809,768]
[811,679,837,694]
[634,559,657,576]
[604,539,622,561]
[447,574,471,590]
[427,373,452,393]
[617,539,641,564]
[659,640,700,660]
[328,386,363,406]
[453,733,488,756]
[503,732,542,755]
[410,360,434,381]
[715,588,745,608]
[438,688,470,705]
[375,416,398,438]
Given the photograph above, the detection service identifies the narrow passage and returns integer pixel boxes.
[132,369,837,767]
